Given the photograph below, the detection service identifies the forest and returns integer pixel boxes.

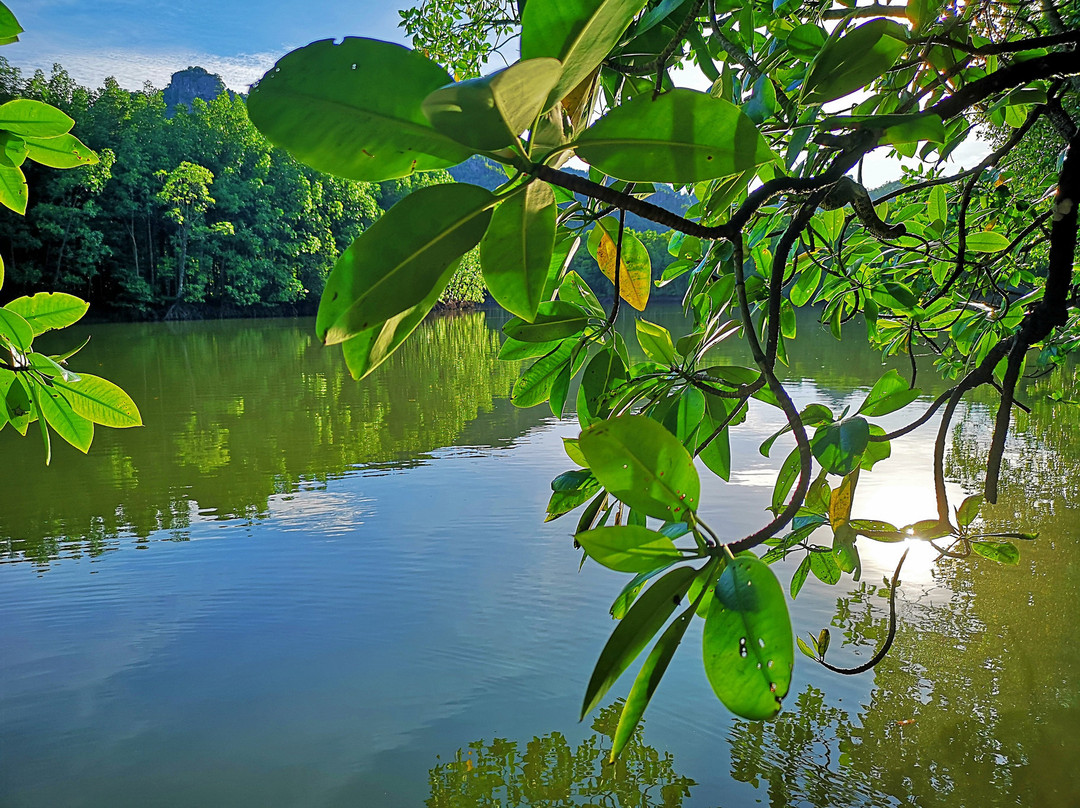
[0,60,683,318]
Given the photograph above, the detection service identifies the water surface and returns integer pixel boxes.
[1,310,1076,807]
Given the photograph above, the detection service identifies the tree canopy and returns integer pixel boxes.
[245,0,1080,754]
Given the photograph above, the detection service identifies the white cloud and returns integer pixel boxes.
[5,44,279,92]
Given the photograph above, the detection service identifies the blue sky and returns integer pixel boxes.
[5,1,408,90]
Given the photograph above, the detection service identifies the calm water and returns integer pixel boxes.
[1,309,1077,807]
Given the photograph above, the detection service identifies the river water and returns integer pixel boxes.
[1,309,1077,807]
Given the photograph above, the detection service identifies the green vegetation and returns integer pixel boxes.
[246,0,1080,750]
[0,2,140,463]
[0,59,485,315]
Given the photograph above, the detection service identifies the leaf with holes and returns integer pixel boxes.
[5,292,88,336]
[576,89,778,184]
[247,38,474,182]
[579,415,700,521]
[703,556,794,720]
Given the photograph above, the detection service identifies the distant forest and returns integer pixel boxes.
[0,61,693,318]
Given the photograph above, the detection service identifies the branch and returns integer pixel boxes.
[930,50,1080,121]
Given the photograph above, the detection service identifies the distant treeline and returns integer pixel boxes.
[0,61,686,318]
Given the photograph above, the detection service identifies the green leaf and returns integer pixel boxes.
[858,369,920,417]
[636,319,676,365]
[0,131,26,167]
[611,602,695,761]
[929,185,947,224]
[879,113,945,146]
[576,525,685,572]
[791,555,812,597]
[787,24,826,60]
[796,635,817,660]
[580,347,628,420]
[30,384,51,465]
[23,133,98,169]
[576,89,778,184]
[317,183,494,345]
[247,38,474,182]
[503,300,589,342]
[480,181,557,321]
[790,263,821,307]
[802,19,908,104]
[521,0,648,111]
[36,386,93,453]
[971,540,1020,565]
[0,369,30,435]
[0,304,33,351]
[0,162,27,214]
[422,58,562,151]
[49,373,142,428]
[0,2,24,41]
[957,494,983,528]
[579,415,700,521]
[499,335,563,360]
[29,352,79,383]
[547,472,602,520]
[809,550,842,584]
[811,417,870,476]
[341,258,460,380]
[703,557,793,720]
[772,447,802,512]
[512,338,586,408]
[590,216,651,311]
[4,292,88,336]
[0,99,74,138]
[581,565,697,718]
[872,281,919,311]
[965,231,1011,253]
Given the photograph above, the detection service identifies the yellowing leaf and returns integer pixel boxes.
[590,218,650,311]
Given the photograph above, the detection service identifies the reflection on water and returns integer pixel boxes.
[427,702,696,808]
[0,308,1076,807]
[0,313,538,565]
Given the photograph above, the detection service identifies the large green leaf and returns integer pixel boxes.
[703,556,794,720]
[0,2,24,42]
[636,319,676,365]
[581,565,697,718]
[317,183,494,345]
[512,338,576,408]
[579,347,627,420]
[811,417,870,476]
[23,134,98,169]
[50,373,142,428]
[5,292,88,336]
[521,0,648,111]
[802,19,908,104]
[247,38,474,182]
[579,415,700,521]
[0,99,74,138]
[858,370,920,417]
[36,386,93,453]
[575,89,778,184]
[0,131,26,166]
[0,304,33,350]
[576,525,685,572]
[480,181,557,321]
[340,258,461,380]
[964,231,1011,253]
[422,58,562,151]
[971,540,1020,565]
[611,601,695,761]
[503,300,589,342]
[0,162,27,214]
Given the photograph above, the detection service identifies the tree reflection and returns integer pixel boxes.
[725,386,1080,807]
[426,702,696,808]
[0,312,541,565]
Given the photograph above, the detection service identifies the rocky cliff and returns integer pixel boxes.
[163,67,229,115]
